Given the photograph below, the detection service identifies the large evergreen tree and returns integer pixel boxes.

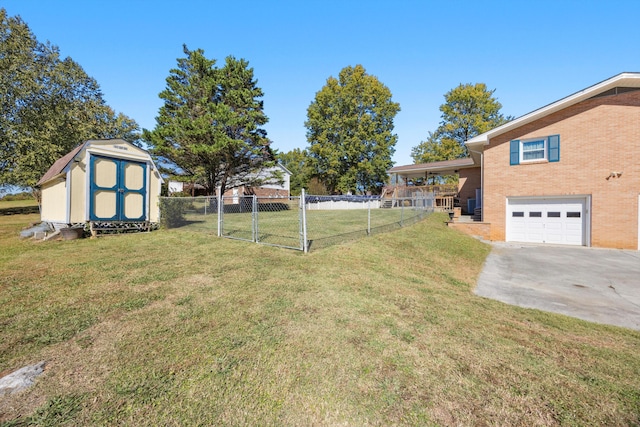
[411,83,511,163]
[305,65,400,195]
[144,46,276,195]
[0,8,139,190]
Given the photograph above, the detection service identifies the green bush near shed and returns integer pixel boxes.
[158,197,192,228]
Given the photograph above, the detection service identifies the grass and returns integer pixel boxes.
[0,199,39,216]
[1,212,640,425]
[0,199,37,208]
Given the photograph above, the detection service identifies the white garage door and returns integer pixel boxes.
[507,198,587,246]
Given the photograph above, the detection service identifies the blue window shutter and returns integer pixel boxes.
[510,140,520,165]
[548,135,560,162]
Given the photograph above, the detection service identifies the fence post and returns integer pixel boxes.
[301,189,308,253]
[367,199,371,235]
[400,198,404,226]
[217,187,222,237]
[253,195,258,242]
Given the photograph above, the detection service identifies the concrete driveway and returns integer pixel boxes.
[475,242,640,330]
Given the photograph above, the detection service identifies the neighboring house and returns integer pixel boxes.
[463,72,640,249]
[167,181,207,196]
[168,181,185,194]
[225,163,292,199]
[168,163,292,199]
[37,139,163,228]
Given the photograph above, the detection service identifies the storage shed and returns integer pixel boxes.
[36,139,163,229]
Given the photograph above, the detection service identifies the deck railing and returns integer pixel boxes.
[383,183,457,198]
[435,195,454,211]
[382,184,456,212]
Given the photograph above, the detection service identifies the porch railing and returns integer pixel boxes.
[383,184,457,199]
[383,184,457,212]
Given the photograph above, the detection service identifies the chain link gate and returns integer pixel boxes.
[220,195,304,250]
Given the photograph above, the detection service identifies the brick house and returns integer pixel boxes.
[464,72,640,249]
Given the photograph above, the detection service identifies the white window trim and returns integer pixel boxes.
[520,138,547,163]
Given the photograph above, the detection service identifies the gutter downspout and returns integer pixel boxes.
[66,169,72,224]
[85,151,91,222]
[467,147,484,222]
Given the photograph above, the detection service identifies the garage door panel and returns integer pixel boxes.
[509,220,526,241]
[565,222,584,245]
[507,198,586,246]
[566,222,582,230]
[527,229,544,242]
[544,220,564,244]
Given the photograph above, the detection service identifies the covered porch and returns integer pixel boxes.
[386,158,482,216]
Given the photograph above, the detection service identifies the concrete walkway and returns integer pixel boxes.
[475,242,640,330]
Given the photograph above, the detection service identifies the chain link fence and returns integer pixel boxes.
[159,190,434,252]
[304,194,433,250]
[220,196,303,250]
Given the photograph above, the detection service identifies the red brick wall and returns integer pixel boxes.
[251,187,289,198]
[458,167,481,214]
[483,90,640,249]
[448,221,490,240]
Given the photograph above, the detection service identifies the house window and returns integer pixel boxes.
[521,139,546,162]
[510,135,560,165]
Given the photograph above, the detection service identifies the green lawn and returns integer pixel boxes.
[0,199,39,216]
[0,199,38,208]
[1,213,640,425]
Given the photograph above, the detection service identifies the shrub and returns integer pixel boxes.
[1,191,34,201]
[159,198,190,228]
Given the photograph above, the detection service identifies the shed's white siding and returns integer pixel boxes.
[40,179,67,223]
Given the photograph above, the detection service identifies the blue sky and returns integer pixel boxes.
[3,0,640,166]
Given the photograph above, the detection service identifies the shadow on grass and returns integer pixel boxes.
[163,220,207,229]
[0,206,39,215]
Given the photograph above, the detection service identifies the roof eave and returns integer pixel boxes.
[411,164,477,173]
[388,160,478,175]
[465,72,640,147]
[36,172,67,187]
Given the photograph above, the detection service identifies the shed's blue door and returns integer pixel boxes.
[89,156,147,221]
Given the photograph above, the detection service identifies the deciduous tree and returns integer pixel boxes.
[144,46,276,195]
[305,65,400,195]
[411,83,511,163]
[0,8,139,190]
[278,148,312,196]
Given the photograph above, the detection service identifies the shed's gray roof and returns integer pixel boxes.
[36,142,87,186]
[36,139,152,187]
